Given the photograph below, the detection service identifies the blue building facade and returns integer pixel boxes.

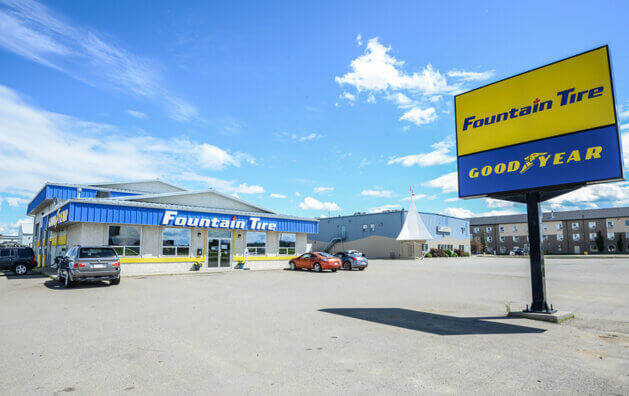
[308,210,469,259]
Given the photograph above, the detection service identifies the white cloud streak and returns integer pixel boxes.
[299,197,340,211]
[361,189,392,197]
[388,137,455,167]
[422,171,458,193]
[447,69,495,81]
[0,0,196,122]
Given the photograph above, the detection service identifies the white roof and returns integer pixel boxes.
[397,198,433,241]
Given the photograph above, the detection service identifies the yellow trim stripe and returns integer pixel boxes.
[233,256,297,262]
[120,257,206,264]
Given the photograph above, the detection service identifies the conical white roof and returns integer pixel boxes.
[397,198,433,241]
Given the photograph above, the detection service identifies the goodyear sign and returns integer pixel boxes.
[47,208,69,228]
[455,46,623,198]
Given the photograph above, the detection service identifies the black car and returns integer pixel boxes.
[334,251,368,271]
[0,247,38,275]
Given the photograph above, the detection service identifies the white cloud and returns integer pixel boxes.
[356,33,362,46]
[313,186,334,194]
[0,0,196,122]
[5,197,28,207]
[0,217,33,236]
[399,106,437,126]
[401,194,427,201]
[335,37,459,94]
[177,173,263,195]
[620,111,629,119]
[447,69,495,81]
[299,197,340,211]
[422,171,458,193]
[388,136,455,167]
[484,198,515,208]
[544,183,629,210]
[361,189,393,197]
[622,132,629,165]
[444,197,459,202]
[295,192,301,197]
[340,91,355,101]
[441,207,520,219]
[125,109,147,119]
[0,85,252,196]
[368,204,400,213]
[621,123,629,131]
[270,193,286,199]
[275,132,325,142]
[386,92,413,108]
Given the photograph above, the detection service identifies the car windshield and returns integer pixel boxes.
[317,252,334,258]
[348,253,362,257]
[79,248,117,259]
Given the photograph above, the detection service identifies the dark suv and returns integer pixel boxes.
[58,246,121,288]
[0,247,38,275]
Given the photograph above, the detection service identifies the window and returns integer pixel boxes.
[573,233,580,241]
[474,227,479,233]
[589,232,597,240]
[542,224,548,230]
[607,232,615,240]
[512,225,518,232]
[279,233,296,255]
[438,244,453,251]
[79,248,117,258]
[499,226,505,233]
[487,236,493,242]
[246,232,266,255]
[572,222,579,230]
[422,244,428,252]
[625,220,629,227]
[486,226,492,232]
[607,221,614,228]
[499,246,506,254]
[162,228,190,256]
[108,226,141,256]
[0,250,10,257]
[513,236,519,242]
[499,236,505,242]
[556,223,563,230]
[362,224,367,232]
[557,233,563,241]
[370,224,375,232]
[461,227,467,235]
[557,245,562,251]
[589,221,596,229]
[543,235,549,241]
[608,245,616,252]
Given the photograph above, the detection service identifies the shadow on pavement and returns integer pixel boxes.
[319,308,546,335]
[43,279,111,290]
[0,270,48,280]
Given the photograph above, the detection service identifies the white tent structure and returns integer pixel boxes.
[397,198,433,258]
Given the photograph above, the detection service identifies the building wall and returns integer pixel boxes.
[471,212,629,254]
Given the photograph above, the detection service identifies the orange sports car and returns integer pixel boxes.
[289,252,341,272]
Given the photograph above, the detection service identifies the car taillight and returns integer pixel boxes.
[352,257,359,261]
[112,262,120,267]
[73,262,86,268]
[32,256,36,263]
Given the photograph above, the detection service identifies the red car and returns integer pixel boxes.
[289,252,341,272]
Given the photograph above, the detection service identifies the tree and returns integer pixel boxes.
[595,230,605,253]
[470,238,482,254]
[617,233,623,253]
[480,230,488,254]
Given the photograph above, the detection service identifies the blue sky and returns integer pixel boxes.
[1,0,629,234]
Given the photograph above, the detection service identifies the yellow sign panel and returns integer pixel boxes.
[455,46,616,156]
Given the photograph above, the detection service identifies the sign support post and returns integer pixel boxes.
[525,191,553,313]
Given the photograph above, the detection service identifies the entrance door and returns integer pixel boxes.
[207,238,232,268]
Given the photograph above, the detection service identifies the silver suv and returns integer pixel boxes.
[58,246,121,288]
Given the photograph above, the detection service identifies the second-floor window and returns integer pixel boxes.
[487,236,493,242]
[513,236,519,242]
[474,227,479,233]
[572,222,579,230]
[556,223,562,230]
[607,221,614,228]
[486,226,492,232]
[573,233,580,241]
[607,232,615,240]
[512,225,518,232]
[499,236,505,242]
[589,221,596,229]
[499,226,505,233]
[589,233,597,240]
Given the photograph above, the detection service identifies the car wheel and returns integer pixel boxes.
[110,277,120,286]
[344,261,351,271]
[358,267,365,271]
[313,263,322,272]
[12,263,28,276]
[331,269,337,272]
[289,261,296,270]
[57,268,65,283]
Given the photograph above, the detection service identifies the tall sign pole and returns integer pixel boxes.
[525,191,550,312]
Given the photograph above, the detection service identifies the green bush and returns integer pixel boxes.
[444,249,453,257]
[452,252,458,257]
[424,252,432,258]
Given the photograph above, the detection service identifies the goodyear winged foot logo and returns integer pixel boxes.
[468,146,603,179]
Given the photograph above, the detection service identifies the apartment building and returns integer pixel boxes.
[469,207,629,254]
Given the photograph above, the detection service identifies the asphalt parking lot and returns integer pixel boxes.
[1,257,628,395]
